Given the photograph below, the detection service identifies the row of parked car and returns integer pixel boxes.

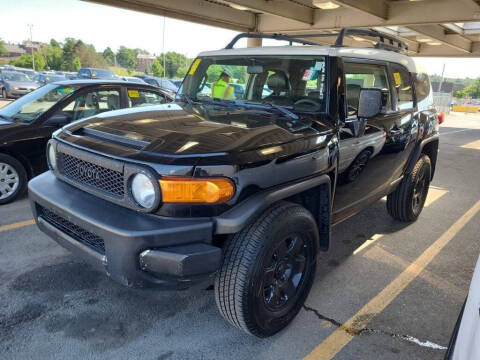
[0,65,181,99]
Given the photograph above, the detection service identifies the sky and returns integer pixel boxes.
[1,0,480,79]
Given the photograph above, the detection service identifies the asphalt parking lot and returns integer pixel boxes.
[1,105,479,359]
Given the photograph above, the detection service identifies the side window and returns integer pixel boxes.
[344,62,391,117]
[390,64,413,110]
[415,73,432,108]
[127,89,167,107]
[58,89,121,121]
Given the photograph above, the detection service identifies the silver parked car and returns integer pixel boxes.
[0,71,40,99]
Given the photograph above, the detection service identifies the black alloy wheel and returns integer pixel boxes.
[215,202,319,337]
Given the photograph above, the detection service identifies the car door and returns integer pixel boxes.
[333,59,417,223]
[52,87,122,122]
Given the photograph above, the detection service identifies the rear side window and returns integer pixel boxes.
[390,64,413,110]
[415,73,432,104]
[127,89,166,107]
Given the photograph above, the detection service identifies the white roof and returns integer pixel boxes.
[198,46,422,73]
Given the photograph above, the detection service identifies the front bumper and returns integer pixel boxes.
[29,172,220,289]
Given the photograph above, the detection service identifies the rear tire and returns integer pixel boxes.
[214,202,319,337]
[0,154,28,204]
[387,154,431,222]
[1,89,6,99]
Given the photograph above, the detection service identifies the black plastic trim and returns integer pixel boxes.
[215,174,331,234]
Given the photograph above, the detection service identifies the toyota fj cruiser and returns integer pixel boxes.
[29,28,440,337]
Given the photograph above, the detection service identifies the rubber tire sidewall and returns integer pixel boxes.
[387,154,431,222]
[0,154,28,204]
[215,202,319,337]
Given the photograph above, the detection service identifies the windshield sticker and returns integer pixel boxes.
[393,72,402,85]
[314,61,325,71]
[302,69,316,81]
[91,72,97,77]
[57,87,74,94]
[128,89,140,98]
[189,59,202,76]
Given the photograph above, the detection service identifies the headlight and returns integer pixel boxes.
[47,143,56,170]
[131,173,156,208]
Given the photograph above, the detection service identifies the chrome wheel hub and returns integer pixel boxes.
[0,163,19,200]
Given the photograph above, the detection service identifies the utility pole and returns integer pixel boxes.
[162,16,166,78]
[27,24,35,71]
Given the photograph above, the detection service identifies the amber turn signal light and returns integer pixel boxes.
[159,177,235,204]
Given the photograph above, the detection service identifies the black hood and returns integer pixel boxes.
[58,102,334,165]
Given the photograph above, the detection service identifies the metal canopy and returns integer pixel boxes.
[84,0,480,57]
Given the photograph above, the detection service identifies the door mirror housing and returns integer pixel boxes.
[357,88,389,119]
[45,113,70,127]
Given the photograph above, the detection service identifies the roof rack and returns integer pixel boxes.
[225,27,409,54]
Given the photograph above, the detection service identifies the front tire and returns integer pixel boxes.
[387,154,431,222]
[215,202,319,337]
[1,89,7,99]
[0,154,28,204]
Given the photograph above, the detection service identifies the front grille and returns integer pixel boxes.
[39,206,105,255]
[57,152,124,197]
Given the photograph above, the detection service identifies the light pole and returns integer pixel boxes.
[162,16,166,78]
[27,24,35,71]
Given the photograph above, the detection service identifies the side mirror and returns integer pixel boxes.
[45,113,70,127]
[357,88,388,119]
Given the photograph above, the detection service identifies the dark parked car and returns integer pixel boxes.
[139,76,178,92]
[34,73,67,86]
[0,80,173,203]
[77,68,116,80]
[29,29,440,337]
[0,71,40,98]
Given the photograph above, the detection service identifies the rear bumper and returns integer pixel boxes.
[29,172,220,289]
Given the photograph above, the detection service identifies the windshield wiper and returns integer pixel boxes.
[179,93,194,107]
[260,101,299,122]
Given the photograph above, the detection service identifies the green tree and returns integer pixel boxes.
[50,39,62,48]
[161,52,187,78]
[456,78,480,99]
[175,66,189,79]
[72,57,82,72]
[151,58,164,77]
[11,52,46,70]
[116,46,136,69]
[41,44,63,70]
[103,47,115,66]
[61,38,79,71]
[0,39,8,57]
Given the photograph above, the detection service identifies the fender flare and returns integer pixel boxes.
[214,174,331,238]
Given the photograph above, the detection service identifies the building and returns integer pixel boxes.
[136,54,155,73]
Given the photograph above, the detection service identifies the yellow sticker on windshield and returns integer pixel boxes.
[128,89,140,98]
[393,72,402,86]
[189,59,201,76]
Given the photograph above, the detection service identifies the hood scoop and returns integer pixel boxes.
[72,127,151,150]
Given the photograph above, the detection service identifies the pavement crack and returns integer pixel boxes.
[303,305,447,350]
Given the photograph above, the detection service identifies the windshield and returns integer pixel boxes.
[46,75,66,83]
[0,84,77,123]
[91,69,115,78]
[2,72,30,82]
[178,55,327,111]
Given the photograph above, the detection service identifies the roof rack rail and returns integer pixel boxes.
[225,28,409,54]
[335,28,409,53]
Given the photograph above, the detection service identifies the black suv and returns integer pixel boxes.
[29,29,440,337]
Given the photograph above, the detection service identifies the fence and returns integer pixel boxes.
[432,92,452,114]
